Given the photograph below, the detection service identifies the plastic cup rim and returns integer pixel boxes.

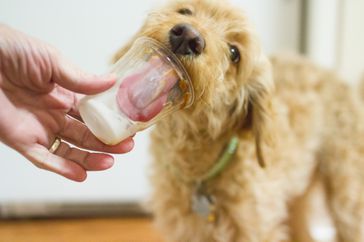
[132,37,195,109]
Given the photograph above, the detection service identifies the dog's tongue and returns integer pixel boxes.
[116,56,179,122]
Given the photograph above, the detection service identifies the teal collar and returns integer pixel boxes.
[190,136,239,222]
[167,136,239,184]
[199,136,239,183]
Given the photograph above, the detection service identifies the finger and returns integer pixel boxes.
[54,142,114,171]
[67,110,83,122]
[67,92,85,122]
[25,144,87,182]
[59,115,135,153]
[51,52,116,95]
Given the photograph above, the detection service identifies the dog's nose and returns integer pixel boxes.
[169,23,205,56]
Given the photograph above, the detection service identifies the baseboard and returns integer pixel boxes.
[0,201,150,219]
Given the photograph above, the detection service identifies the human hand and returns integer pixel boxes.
[0,24,134,182]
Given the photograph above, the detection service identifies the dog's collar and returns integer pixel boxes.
[167,136,239,184]
[166,136,239,184]
[191,136,239,223]
[165,136,239,223]
[198,136,239,183]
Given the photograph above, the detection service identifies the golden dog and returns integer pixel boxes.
[114,0,364,241]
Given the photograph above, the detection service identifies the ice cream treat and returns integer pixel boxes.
[116,55,179,122]
[78,38,194,145]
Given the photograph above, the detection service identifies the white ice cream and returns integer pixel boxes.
[78,86,137,145]
[78,38,192,145]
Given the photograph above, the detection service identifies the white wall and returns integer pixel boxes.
[234,0,302,55]
[0,0,301,205]
[338,0,364,83]
[306,0,340,70]
[306,0,364,84]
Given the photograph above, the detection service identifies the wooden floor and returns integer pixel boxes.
[0,217,164,242]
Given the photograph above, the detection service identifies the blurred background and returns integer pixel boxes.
[0,0,363,218]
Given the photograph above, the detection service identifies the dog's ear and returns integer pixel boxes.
[244,53,275,168]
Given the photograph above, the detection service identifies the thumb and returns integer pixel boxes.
[52,52,116,95]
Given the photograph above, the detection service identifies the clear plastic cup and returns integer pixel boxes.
[78,37,194,145]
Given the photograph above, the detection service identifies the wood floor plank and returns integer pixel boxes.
[0,217,164,242]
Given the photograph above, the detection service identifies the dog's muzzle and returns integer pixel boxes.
[169,23,205,56]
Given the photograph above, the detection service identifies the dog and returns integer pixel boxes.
[113,0,364,241]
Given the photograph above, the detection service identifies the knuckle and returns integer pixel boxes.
[80,129,93,147]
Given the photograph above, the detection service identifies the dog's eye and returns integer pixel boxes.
[229,45,240,64]
[177,8,193,15]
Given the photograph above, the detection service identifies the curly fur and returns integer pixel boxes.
[113,1,364,241]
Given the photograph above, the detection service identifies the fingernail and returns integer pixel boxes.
[74,172,87,182]
[103,156,115,168]
[119,139,134,153]
[125,139,135,151]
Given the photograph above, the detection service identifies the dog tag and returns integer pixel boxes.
[191,184,217,223]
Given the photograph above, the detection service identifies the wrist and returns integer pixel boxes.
[0,24,13,86]
[0,23,8,31]
[0,24,14,55]
[0,24,8,68]
[0,26,4,88]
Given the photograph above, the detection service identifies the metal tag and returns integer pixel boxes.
[191,183,217,223]
[192,193,212,217]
